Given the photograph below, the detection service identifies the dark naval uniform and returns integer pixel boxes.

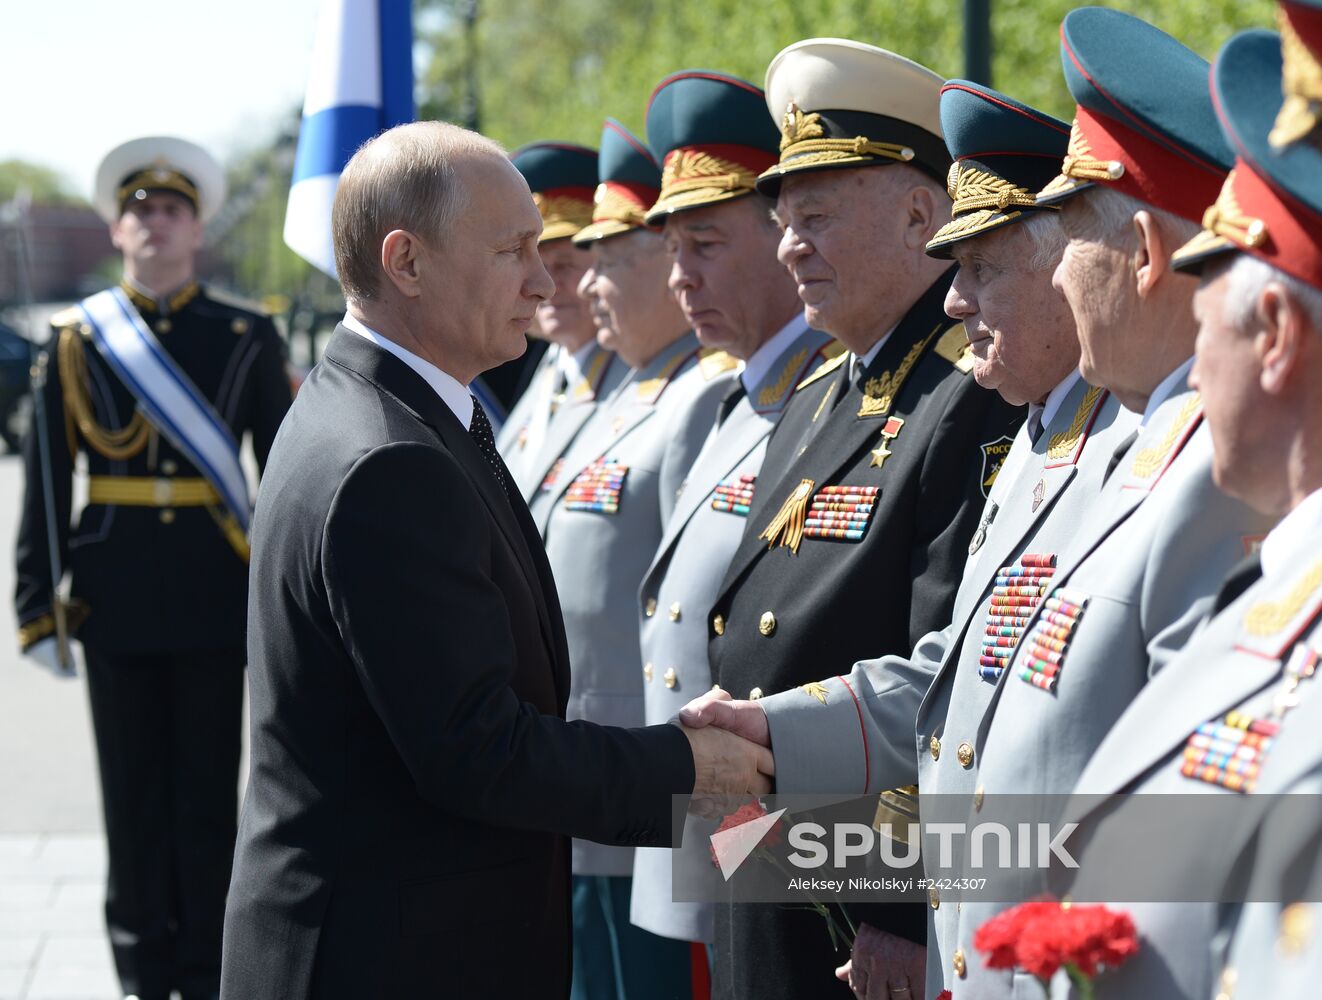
[15,279,291,999]
[703,39,1026,999]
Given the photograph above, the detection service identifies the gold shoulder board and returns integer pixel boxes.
[698,348,739,381]
[796,349,847,391]
[933,325,974,374]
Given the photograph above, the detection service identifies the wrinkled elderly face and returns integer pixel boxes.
[664,196,790,360]
[1050,194,1141,393]
[945,220,1079,406]
[774,168,912,347]
[534,237,595,349]
[1189,259,1268,504]
[580,228,677,368]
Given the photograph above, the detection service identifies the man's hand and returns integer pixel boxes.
[678,687,771,748]
[682,722,774,798]
[22,637,81,679]
[835,923,927,1000]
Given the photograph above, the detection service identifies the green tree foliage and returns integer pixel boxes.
[416,0,1278,149]
[0,160,84,206]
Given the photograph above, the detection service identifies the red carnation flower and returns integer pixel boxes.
[709,800,782,868]
[973,901,1139,999]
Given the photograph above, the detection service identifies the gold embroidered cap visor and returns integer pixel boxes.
[1271,2,1322,149]
[93,135,226,224]
[573,181,659,244]
[534,191,596,243]
[755,37,948,198]
[643,147,773,224]
[926,159,1056,258]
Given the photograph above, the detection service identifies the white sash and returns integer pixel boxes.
[77,288,251,533]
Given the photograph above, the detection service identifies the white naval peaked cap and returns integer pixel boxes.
[757,38,950,194]
[94,136,226,224]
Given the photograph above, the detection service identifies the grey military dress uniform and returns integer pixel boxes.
[1055,513,1322,1000]
[941,363,1276,999]
[759,375,1133,796]
[629,320,837,943]
[497,341,627,501]
[536,330,736,877]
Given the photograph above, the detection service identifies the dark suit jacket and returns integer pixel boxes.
[221,327,694,1000]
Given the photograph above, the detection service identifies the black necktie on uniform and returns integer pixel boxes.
[1212,552,1264,615]
[717,381,747,427]
[468,395,514,498]
[1104,429,1140,485]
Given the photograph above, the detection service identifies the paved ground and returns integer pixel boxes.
[0,452,120,1000]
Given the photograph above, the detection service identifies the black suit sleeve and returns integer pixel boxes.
[321,441,695,847]
[909,381,1023,649]
[13,330,75,648]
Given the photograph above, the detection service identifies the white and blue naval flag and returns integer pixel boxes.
[284,0,414,276]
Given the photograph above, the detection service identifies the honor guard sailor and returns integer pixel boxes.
[498,141,627,498]
[13,136,293,1000]
[1059,29,1322,1000]
[630,68,838,959]
[695,39,1024,1000]
[921,12,1276,997]
[532,112,739,1000]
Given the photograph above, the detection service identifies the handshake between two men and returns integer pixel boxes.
[678,687,930,1000]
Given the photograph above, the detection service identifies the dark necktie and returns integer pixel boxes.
[1027,406,1046,446]
[468,395,514,498]
[717,381,747,427]
[1212,552,1264,615]
[1104,429,1140,485]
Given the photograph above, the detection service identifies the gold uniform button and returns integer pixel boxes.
[1215,966,1237,1000]
[231,318,249,334]
[958,742,975,768]
[953,948,967,978]
[929,887,940,910]
[645,598,657,618]
[749,687,763,700]
[160,459,178,475]
[712,614,725,636]
[663,667,678,690]
[155,318,172,334]
[1280,902,1315,956]
[668,601,682,622]
[758,611,777,636]
[973,785,985,812]
[159,508,176,525]
[929,736,941,761]
[643,663,654,683]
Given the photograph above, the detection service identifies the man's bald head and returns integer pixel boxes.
[332,121,511,304]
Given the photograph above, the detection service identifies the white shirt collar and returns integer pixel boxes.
[557,340,596,385]
[342,313,474,429]
[741,312,809,395]
[857,324,897,373]
[1037,370,1085,431]
[1261,488,1322,581]
[1139,356,1195,432]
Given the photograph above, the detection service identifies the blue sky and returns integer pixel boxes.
[4,0,325,197]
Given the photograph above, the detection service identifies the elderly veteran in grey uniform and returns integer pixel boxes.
[627,70,837,956]
[919,11,1277,998]
[682,80,1136,1000]
[497,141,628,499]
[530,114,738,1000]
[1050,29,1322,1000]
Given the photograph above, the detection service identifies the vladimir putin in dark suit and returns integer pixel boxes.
[219,122,771,1000]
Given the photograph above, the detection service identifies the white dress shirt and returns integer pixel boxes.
[342,312,474,429]
[739,313,809,395]
[1261,488,1322,582]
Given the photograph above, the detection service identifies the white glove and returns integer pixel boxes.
[22,636,82,679]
